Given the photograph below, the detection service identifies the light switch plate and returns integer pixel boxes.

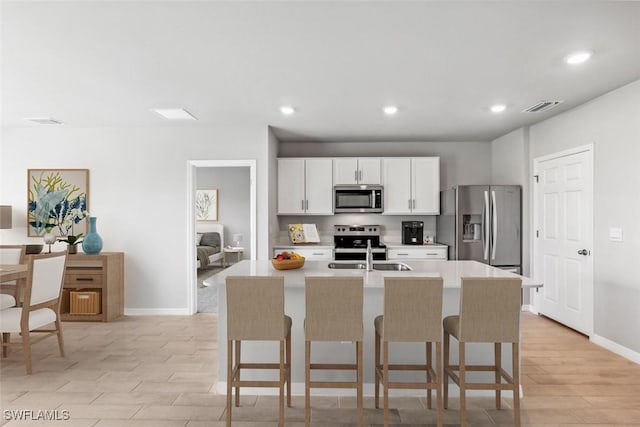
[609,227,623,242]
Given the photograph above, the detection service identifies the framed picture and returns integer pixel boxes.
[195,188,218,221]
[27,169,90,237]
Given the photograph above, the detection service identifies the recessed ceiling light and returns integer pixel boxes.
[23,117,63,125]
[279,106,296,115]
[151,108,197,120]
[490,104,506,113]
[383,105,398,115]
[565,50,592,65]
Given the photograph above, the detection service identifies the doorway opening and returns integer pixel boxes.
[187,160,257,315]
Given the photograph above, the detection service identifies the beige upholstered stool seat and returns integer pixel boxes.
[305,276,364,427]
[226,276,291,427]
[443,277,522,427]
[442,316,459,337]
[374,277,444,427]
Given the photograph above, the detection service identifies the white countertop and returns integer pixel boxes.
[206,259,541,289]
[273,243,334,249]
[385,243,448,249]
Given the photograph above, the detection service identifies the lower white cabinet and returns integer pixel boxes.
[387,246,448,260]
[273,247,333,261]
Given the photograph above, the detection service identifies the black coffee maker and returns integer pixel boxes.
[402,221,424,245]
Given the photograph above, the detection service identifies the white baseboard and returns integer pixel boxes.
[591,334,640,364]
[215,382,521,398]
[124,308,191,316]
[521,304,536,313]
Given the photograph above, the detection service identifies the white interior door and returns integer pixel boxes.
[534,145,593,335]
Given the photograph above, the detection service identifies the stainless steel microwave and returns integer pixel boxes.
[334,185,383,213]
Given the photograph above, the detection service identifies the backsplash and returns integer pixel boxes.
[277,215,437,245]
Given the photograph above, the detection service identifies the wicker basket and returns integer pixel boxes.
[271,257,305,270]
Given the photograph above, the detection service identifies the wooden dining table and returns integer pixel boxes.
[0,264,28,282]
[0,264,28,304]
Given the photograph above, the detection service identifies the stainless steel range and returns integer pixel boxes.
[333,225,387,261]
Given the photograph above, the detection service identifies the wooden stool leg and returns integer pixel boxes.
[443,332,450,409]
[286,332,292,407]
[426,341,432,409]
[459,342,467,427]
[357,340,363,427]
[235,340,241,407]
[226,340,233,427]
[374,330,380,409]
[495,342,502,409]
[383,341,389,427]
[279,340,285,427]
[305,340,311,427]
[436,341,443,427]
[513,342,521,427]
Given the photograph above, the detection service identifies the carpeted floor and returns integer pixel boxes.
[197,265,224,313]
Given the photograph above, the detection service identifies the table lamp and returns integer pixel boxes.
[232,233,243,248]
[0,205,12,229]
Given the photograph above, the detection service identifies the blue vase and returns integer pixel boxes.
[82,217,103,254]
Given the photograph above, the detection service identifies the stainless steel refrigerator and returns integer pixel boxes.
[436,185,521,273]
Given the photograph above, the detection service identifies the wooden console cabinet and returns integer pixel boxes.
[62,252,124,322]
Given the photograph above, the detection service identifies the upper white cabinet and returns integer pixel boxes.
[333,158,381,184]
[382,157,440,215]
[277,158,333,215]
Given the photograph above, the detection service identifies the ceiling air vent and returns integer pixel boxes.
[522,100,563,113]
[23,117,63,125]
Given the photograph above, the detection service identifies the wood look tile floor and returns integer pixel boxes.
[1,313,639,426]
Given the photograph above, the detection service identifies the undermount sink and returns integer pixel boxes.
[327,262,412,271]
[327,262,366,269]
[372,262,412,271]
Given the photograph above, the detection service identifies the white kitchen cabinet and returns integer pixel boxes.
[333,158,381,184]
[273,247,333,260]
[382,157,440,215]
[277,158,333,215]
[387,246,448,260]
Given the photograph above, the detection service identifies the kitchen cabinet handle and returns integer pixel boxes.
[301,200,304,210]
[305,200,309,210]
[398,253,409,256]
[412,199,416,209]
[408,199,412,209]
[359,170,362,181]
[426,253,437,256]
[312,252,324,256]
[76,277,94,282]
[355,170,358,181]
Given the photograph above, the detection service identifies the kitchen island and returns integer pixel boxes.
[206,260,541,396]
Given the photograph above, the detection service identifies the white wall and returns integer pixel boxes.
[278,141,492,190]
[491,127,531,275]
[197,167,251,259]
[529,79,640,354]
[0,126,270,313]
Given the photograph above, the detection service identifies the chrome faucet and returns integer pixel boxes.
[365,239,373,271]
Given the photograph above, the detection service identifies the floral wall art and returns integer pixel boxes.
[195,188,218,221]
[27,169,89,237]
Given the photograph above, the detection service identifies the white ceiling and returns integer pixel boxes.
[2,1,639,141]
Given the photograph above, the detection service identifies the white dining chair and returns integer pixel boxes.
[0,252,67,374]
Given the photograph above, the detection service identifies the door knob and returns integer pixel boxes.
[577,249,589,256]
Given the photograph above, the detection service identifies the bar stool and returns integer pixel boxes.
[304,276,364,427]
[374,277,444,427]
[443,277,522,427]
[226,276,291,427]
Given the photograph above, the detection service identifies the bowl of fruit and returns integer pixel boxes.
[271,251,305,270]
